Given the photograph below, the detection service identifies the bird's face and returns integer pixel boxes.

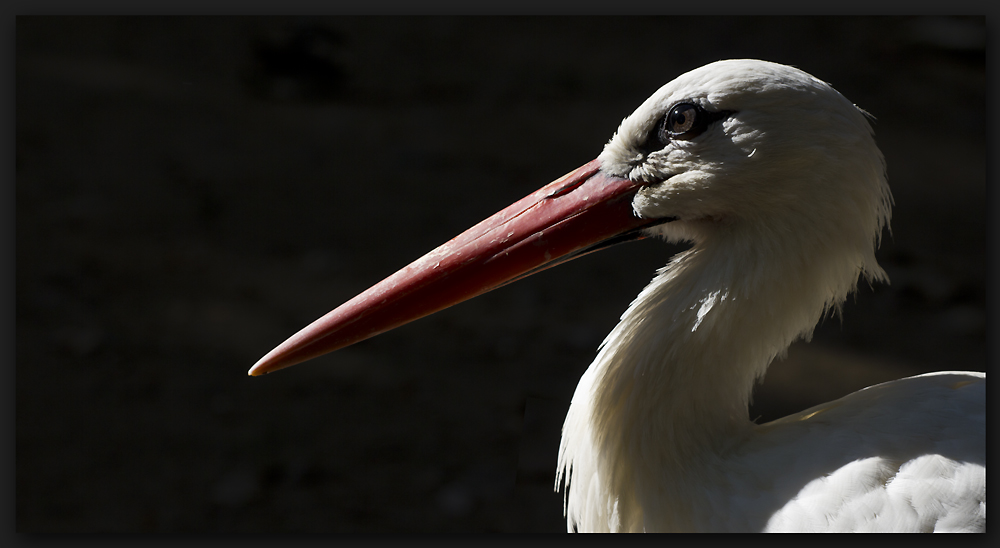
[598,60,889,245]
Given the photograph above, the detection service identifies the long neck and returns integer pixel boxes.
[561,221,866,531]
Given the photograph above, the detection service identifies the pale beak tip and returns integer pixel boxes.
[248,352,282,377]
[249,341,310,376]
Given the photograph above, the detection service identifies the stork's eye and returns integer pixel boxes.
[656,102,732,145]
[666,104,698,135]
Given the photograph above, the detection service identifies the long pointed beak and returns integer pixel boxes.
[250,159,662,376]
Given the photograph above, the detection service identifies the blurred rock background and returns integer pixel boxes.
[16,16,986,532]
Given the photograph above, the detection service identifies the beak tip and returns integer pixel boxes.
[248,353,279,376]
[249,343,306,376]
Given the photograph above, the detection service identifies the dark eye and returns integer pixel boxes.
[666,103,698,135]
[656,102,732,144]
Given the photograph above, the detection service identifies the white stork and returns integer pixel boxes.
[250,60,985,532]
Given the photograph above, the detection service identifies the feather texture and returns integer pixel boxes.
[555,60,984,532]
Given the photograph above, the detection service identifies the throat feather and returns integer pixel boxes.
[573,236,850,531]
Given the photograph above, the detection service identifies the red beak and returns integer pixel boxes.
[249,159,662,376]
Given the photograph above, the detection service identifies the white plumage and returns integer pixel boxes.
[555,60,984,532]
[252,59,985,532]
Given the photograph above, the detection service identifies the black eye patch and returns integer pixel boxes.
[633,102,734,162]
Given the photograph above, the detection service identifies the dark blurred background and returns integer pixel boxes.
[16,16,986,532]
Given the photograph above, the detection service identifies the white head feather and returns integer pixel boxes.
[602,59,891,266]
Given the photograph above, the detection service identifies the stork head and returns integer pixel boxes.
[249,60,892,376]
[602,60,891,254]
